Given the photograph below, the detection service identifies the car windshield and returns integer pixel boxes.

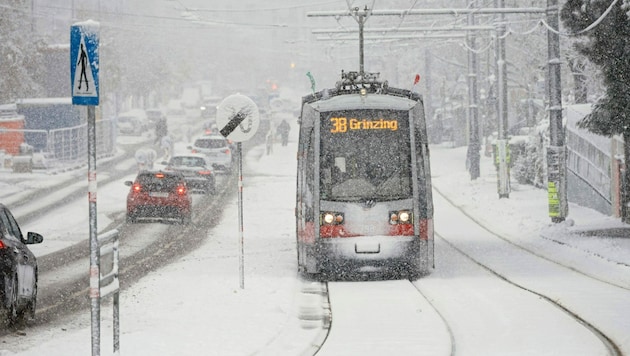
[194,139,226,149]
[170,156,206,167]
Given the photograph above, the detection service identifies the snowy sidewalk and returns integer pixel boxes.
[430,145,630,268]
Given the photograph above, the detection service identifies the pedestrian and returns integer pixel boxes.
[266,127,274,155]
[160,135,173,161]
[154,117,168,145]
[277,119,290,146]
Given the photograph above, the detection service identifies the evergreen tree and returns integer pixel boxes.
[561,0,630,223]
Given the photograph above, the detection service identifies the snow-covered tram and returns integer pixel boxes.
[296,71,434,279]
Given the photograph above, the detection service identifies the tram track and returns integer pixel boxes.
[433,231,622,356]
[434,185,630,292]
[314,278,452,355]
[431,186,626,355]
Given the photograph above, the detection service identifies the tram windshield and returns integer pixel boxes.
[319,109,412,202]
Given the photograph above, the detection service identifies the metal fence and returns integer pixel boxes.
[47,119,116,166]
[565,105,625,216]
[1,119,117,172]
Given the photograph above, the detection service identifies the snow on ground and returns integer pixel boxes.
[0,127,628,355]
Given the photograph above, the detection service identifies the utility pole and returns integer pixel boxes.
[424,48,434,123]
[546,0,567,222]
[466,0,480,180]
[495,0,511,198]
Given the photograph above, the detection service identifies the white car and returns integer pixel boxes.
[188,135,233,173]
[116,109,149,136]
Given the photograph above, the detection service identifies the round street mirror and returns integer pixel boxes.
[216,94,260,142]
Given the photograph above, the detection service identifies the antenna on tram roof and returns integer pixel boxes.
[334,6,387,93]
[353,6,369,76]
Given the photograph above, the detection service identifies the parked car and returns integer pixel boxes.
[125,171,192,224]
[163,154,216,194]
[188,135,233,172]
[200,96,221,119]
[116,109,149,136]
[0,203,44,325]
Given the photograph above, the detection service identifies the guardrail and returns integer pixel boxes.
[97,229,120,355]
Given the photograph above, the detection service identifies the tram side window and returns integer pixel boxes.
[304,128,315,222]
[413,104,433,218]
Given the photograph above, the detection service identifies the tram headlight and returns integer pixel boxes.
[389,210,412,224]
[321,211,344,225]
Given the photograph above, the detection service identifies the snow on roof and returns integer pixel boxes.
[16,97,72,105]
[311,92,416,112]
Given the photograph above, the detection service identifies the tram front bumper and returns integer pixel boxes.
[313,236,427,272]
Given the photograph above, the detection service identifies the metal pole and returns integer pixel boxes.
[496,0,510,198]
[308,8,547,17]
[356,7,366,75]
[546,0,567,222]
[467,2,480,180]
[113,291,120,355]
[424,49,434,123]
[238,142,245,289]
[88,105,101,356]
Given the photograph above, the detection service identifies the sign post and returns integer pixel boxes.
[71,20,103,356]
[216,94,260,289]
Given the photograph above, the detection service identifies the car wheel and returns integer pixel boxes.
[26,277,37,321]
[126,214,136,223]
[7,275,20,326]
[180,213,192,225]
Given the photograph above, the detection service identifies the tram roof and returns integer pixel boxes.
[304,91,420,112]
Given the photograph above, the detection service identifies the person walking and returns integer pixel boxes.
[277,119,290,146]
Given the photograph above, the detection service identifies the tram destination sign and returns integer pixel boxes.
[329,117,398,134]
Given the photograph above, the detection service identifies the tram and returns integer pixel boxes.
[296,70,434,279]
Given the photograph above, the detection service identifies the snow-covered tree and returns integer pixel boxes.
[561,0,630,223]
[0,0,46,103]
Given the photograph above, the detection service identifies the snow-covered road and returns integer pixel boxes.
[1,133,628,355]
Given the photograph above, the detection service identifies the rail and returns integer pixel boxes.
[97,229,121,355]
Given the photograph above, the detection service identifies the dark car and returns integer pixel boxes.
[0,204,44,325]
[125,171,192,224]
[163,154,216,194]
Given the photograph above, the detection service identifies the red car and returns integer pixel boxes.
[125,171,192,224]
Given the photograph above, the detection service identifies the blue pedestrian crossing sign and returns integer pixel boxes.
[70,21,99,105]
